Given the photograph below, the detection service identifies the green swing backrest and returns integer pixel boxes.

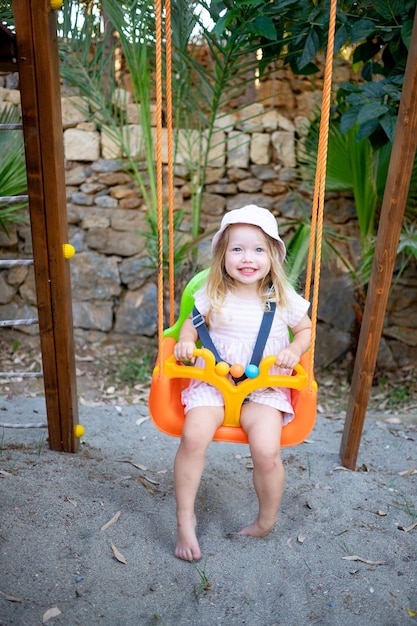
[163,269,210,341]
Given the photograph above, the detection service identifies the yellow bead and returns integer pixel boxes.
[215,361,230,376]
[63,243,75,259]
[50,0,63,9]
[74,424,85,438]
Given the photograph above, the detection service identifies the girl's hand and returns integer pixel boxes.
[174,340,197,363]
[276,346,301,370]
[279,314,311,369]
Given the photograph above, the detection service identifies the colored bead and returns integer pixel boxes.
[245,363,259,378]
[230,363,245,378]
[215,361,230,376]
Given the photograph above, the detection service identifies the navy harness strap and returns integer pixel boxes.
[191,307,223,364]
[191,301,277,384]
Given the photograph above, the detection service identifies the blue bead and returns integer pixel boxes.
[245,364,259,378]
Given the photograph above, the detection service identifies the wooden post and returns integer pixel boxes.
[340,8,417,469]
[13,0,79,452]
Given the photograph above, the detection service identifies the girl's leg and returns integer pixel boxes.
[174,406,224,561]
[239,402,284,537]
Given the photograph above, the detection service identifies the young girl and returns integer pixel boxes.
[173,205,312,561]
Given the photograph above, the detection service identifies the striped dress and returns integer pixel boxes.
[181,286,310,425]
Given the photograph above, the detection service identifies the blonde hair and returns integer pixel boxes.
[205,225,289,323]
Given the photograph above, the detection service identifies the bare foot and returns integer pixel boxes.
[238,517,276,538]
[175,514,201,561]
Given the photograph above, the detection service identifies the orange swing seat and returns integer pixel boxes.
[149,270,317,446]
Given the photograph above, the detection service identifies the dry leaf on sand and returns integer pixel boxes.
[42,607,62,623]
[398,521,417,533]
[111,543,127,564]
[342,555,386,565]
[0,590,23,603]
[398,467,417,477]
[101,511,121,531]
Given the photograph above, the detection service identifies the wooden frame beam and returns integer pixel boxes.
[340,8,417,469]
[13,0,79,452]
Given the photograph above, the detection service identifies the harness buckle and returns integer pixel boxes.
[192,312,206,328]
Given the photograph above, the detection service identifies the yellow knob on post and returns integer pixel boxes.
[74,424,85,438]
[50,0,63,9]
[63,243,75,259]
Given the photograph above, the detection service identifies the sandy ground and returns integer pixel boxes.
[0,392,416,626]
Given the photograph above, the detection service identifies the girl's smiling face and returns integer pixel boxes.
[224,224,271,292]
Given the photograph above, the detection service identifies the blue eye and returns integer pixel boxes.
[232,246,242,252]
[256,247,264,253]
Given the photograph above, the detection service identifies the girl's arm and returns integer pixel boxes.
[173,317,198,362]
[276,313,312,370]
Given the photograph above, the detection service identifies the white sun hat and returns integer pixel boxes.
[211,205,286,261]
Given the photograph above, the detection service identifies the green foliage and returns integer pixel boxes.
[214,0,416,147]
[100,0,157,209]
[0,3,14,29]
[193,561,211,595]
[301,116,379,250]
[5,0,417,154]
[59,0,174,271]
[0,107,28,235]
[210,0,417,291]
[395,223,417,281]
[285,221,312,288]
[142,208,201,273]
[210,0,329,75]
[117,351,153,384]
[171,0,275,239]
[283,198,354,288]
[300,111,417,287]
[337,77,402,145]
[57,0,290,275]
[4,0,415,286]
[334,0,416,147]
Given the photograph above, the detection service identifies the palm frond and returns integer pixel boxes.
[0,107,28,235]
[300,116,378,250]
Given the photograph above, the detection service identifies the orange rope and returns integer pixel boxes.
[165,0,175,327]
[304,0,337,387]
[155,0,164,375]
[156,0,175,362]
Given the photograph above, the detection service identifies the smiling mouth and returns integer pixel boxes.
[239,267,257,274]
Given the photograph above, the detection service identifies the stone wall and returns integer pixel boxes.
[1,67,416,371]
